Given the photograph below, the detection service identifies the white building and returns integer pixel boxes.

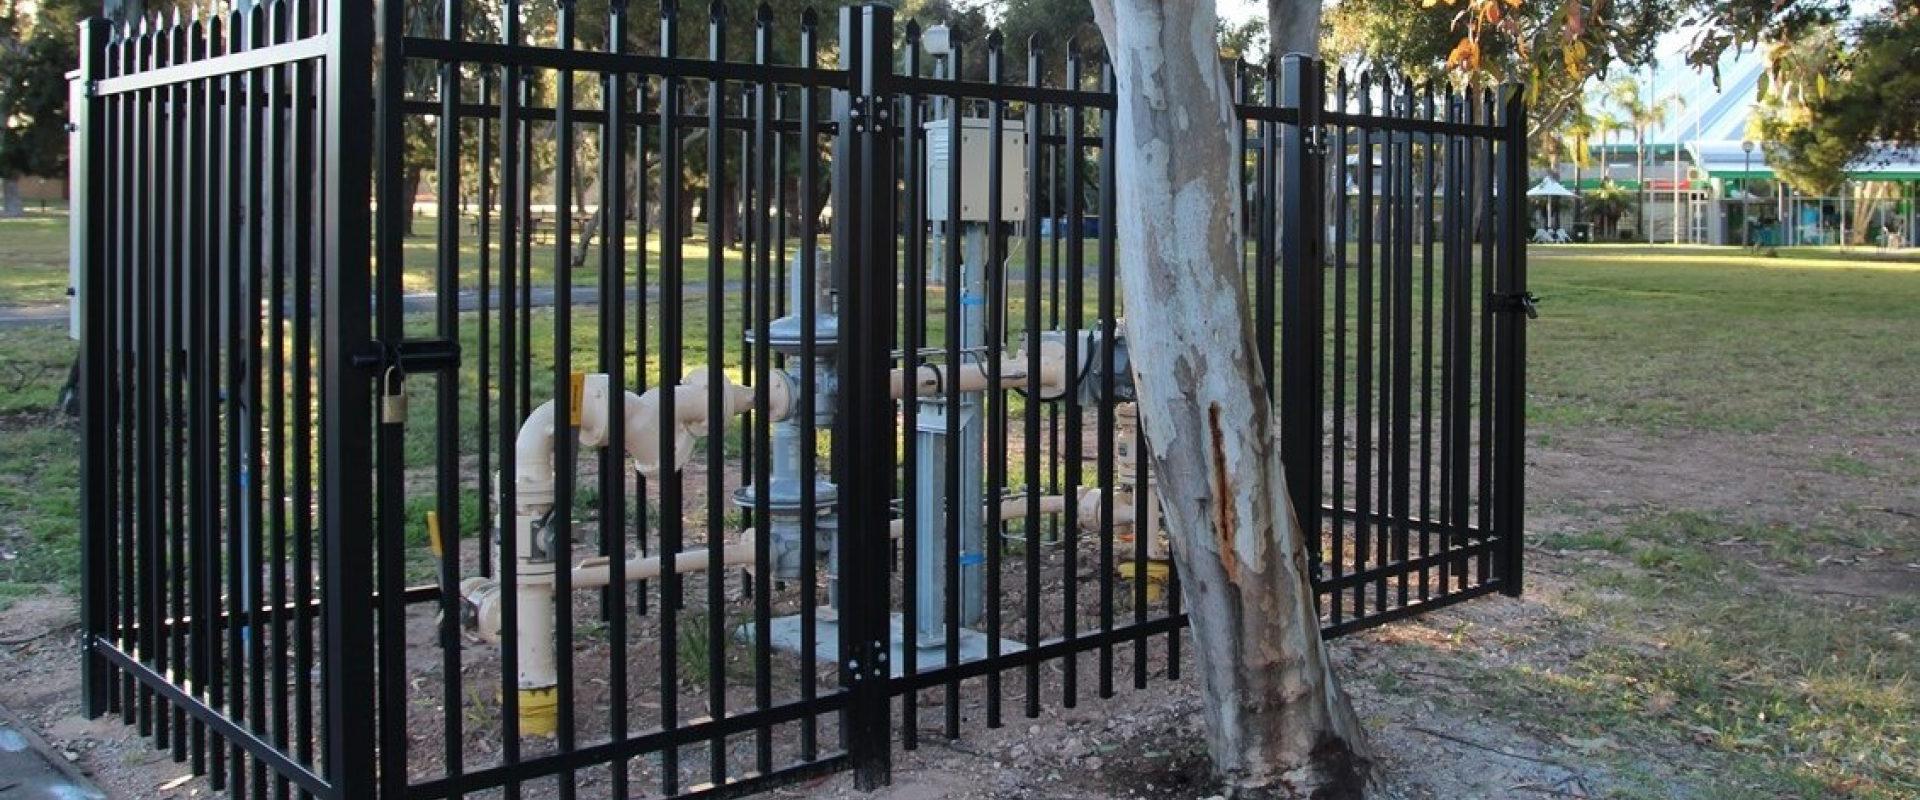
[1559,39,1919,246]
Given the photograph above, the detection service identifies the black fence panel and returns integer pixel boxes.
[77,3,1526,798]
[76,1,374,796]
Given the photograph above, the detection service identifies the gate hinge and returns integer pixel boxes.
[848,94,891,136]
[350,337,463,373]
[1488,291,1540,319]
[843,638,889,684]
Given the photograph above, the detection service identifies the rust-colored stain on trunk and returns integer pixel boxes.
[1208,402,1238,584]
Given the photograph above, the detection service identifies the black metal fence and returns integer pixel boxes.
[74,2,1527,798]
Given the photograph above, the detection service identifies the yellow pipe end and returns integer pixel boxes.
[516,687,559,737]
[1115,560,1173,603]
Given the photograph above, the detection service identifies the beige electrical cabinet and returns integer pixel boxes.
[924,116,1029,223]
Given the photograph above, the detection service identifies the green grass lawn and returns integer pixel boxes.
[0,208,753,306]
[1526,244,1920,433]
[0,210,73,306]
[0,218,1915,796]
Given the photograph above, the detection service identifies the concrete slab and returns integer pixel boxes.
[746,611,1025,678]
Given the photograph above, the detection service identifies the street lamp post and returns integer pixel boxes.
[1742,140,1755,246]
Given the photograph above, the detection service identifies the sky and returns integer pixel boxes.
[1220,0,1267,25]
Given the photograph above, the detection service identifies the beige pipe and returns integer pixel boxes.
[473,368,778,725]
[513,369,781,496]
[462,532,758,642]
[570,533,758,589]
[891,339,1070,401]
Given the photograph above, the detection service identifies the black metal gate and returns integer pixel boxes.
[74,3,1526,798]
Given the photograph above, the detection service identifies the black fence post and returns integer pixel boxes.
[76,16,112,721]
[836,2,895,790]
[321,0,379,794]
[1495,83,1528,597]
[1277,54,1325,572]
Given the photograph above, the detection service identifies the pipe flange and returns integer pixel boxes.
[732,478,840,513]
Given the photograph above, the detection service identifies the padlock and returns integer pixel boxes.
[381,365,407,424]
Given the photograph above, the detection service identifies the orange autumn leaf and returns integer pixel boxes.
[1447,37,1481,70]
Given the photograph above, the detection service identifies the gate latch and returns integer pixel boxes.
[1489,291,1540,319]
[351,337,462,373]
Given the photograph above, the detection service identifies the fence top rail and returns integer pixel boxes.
[94,34,326,96]
[403,36,851,90]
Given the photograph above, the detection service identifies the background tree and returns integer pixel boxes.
[1561,104,1593,222]
[1581,179,1629,238]
[1756,4,1919,239]
[1592,109,1625,188]
[1320,0,1663,133]
[1752,24,1845,197]
[1760,5,1919,243]
[0,0,91,217]
[1606,75,1672,240]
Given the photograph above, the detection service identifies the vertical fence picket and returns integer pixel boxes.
[940,26,964,741]
[702,3,728,785]
[1020,36,1045,723]
[494,0,526,790]
[983,29,1009,726]
[1418,80,1436,603]
[431,0,466,789]
[601,2,631,796]
[551,1,579,793]
[1059,43,1083,711]
[795,8,821,763]
[897,17,921,752]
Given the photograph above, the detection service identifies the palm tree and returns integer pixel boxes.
[1609,75,1674,240]
[1593,112,1626,184]
[1585,181,1632,239]
[1562,106,1596,229]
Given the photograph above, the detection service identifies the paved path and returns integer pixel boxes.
[0,283,734,329]
[0,305,63,328]
[0,705,107,800]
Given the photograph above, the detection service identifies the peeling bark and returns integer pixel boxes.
[1267,0,1323,59]
[1089,2,1371,797]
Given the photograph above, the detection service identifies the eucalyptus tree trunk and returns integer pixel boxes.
[1267,0,1322,58]
[1089,2,1370,797]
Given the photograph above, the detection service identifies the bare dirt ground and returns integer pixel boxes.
[1,422,1914,798]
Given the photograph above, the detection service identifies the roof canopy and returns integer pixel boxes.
[1693,141,1920,182]
[1527,176,1577,198]
[1586,36,1919,184]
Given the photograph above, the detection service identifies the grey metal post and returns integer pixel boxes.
[914,223,988,648]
